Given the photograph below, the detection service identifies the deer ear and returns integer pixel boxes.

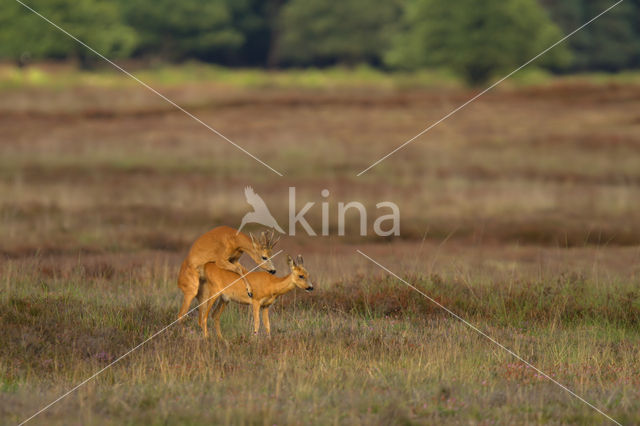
[296,254,304,265]
[260,231,267,245]
[287,255,295,268]
[249,232,256,246]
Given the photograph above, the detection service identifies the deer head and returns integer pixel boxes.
[249,230,279,274]
[287,254,313,292]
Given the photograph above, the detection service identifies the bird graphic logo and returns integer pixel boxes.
[237,186,286,234]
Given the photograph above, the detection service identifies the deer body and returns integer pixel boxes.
[198,255,312,340]
[177,226,279,320]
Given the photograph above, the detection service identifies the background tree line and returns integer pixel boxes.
[1,0,639,84]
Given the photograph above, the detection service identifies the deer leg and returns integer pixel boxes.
[200,308,209,338]
[218,259,253,298]
[177,263,199,321]
[198,284,220,337]
[252,302,261,337]
[197,282,209,328]
[204,292,221,328]
[241,276,254,299]
[212,299,229,346]
[261,307,271,337]
[178,291,197,322]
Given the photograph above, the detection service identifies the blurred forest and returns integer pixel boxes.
[0,0,639,83]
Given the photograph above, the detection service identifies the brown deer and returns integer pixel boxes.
[198,254,313,341]
[177,226,280,320]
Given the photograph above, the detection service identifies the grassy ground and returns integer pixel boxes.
[2,247,639,425]
[1,64,640,424]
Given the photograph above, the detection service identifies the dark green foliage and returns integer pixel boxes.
[116,0,243,62]
[275,0,402,66]
[0,0,136,66]
[385,0,571,84]
[540,0,640,71]
[1,0,640,73]
[227,0,283,66]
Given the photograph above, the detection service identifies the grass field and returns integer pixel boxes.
[1,63,640,425]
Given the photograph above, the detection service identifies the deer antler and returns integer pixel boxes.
[266,229,280,248]
[270,234,280,248]
[256,229,276,248]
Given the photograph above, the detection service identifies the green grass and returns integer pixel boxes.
[1,259,639,425]
[4,61,640,92]
[0,62,461,91]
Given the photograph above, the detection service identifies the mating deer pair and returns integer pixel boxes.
[198,254,313,341]
[177,226,280,320]
[178,226,313,340]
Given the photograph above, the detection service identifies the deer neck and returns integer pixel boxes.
[236,232,255,254]
[267,274,296,297]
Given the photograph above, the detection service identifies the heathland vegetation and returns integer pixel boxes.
[1,0,640,424]
[1,65,639,423]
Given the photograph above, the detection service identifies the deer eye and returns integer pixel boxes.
[298,275,304,279]
[262,256,268,260]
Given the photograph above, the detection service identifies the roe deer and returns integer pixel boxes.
[177,226,280,321]
[198,254,313,340]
